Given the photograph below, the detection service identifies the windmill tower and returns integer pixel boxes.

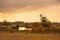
[40,13,46,23]
[40,13,49,27]
[40,13,52,28]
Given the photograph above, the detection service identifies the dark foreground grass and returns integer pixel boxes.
[0,32,60,40]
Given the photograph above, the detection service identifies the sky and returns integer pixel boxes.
[0,0,60,22]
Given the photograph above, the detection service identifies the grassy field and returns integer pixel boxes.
[0,32,60,40]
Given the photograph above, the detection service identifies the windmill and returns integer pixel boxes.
[40,13,51,27]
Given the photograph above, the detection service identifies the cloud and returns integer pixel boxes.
[0,0,60,13]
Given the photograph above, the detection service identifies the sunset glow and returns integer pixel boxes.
[0,0,60,22]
